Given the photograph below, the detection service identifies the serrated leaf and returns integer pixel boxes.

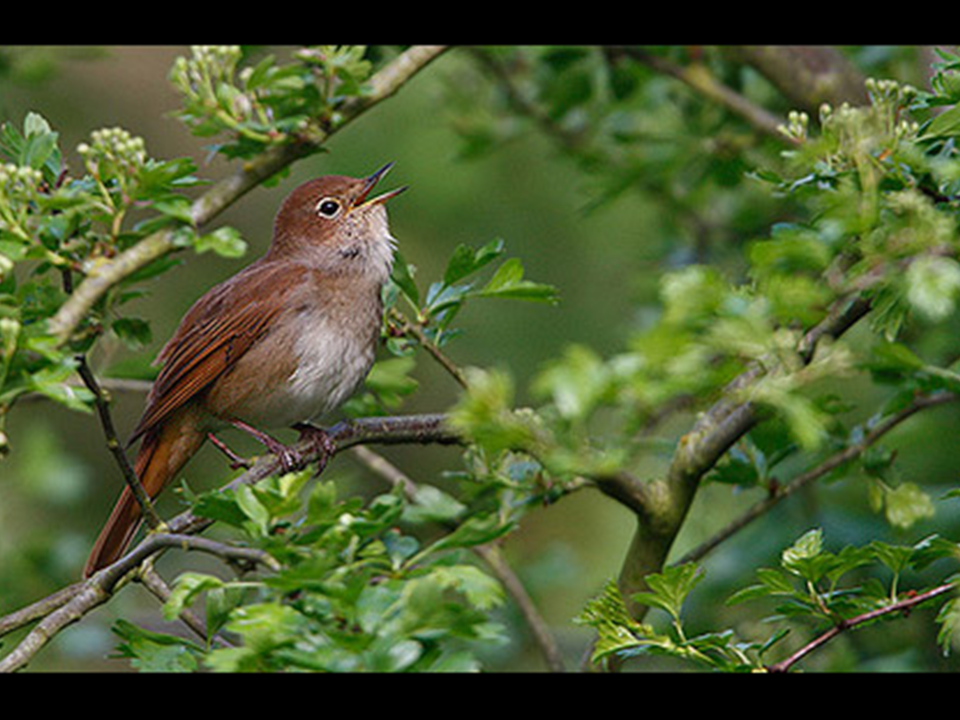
[476,258,558,303]
[631,562,703,622]
[443,238,505,286]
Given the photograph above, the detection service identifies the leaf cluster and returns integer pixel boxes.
[579,529,960,671]
[169,45,376,160]
[117,472,512,672]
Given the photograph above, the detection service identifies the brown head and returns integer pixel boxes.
[267,163,406,275]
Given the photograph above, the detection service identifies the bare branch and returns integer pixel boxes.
[74,354,162,530]
[606,47,791,143]
[725,46,868,114]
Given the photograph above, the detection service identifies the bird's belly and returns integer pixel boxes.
[209,312,376,430]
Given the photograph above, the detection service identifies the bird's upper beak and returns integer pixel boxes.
[353,162,408,209]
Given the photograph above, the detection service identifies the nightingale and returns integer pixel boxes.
[83,163,406,578]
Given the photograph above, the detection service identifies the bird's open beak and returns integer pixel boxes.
[353,162,408,209]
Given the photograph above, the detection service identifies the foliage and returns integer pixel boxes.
[117,472,510,672]
[579,528,960,671]
[4,45,960,672]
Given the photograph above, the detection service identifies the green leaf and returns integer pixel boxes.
[880,482,936,529]
[443,238,505,285]
[194,226,247,258]
[390,251,420,307]
[577,580,662,663]
[781,528,826,580]
[235,485,271,534]
[905,256,960,321]
[921,102,960,140]
[111,317,152,350]
[631,562,703,622]
[402,484,467,525]
[191,489,250,527]
[430,565,505,611]
[421,513,514,556]
[475,258,559,304]
[112,619,202,672]
[163,572,225,622]
[936,596,960,655]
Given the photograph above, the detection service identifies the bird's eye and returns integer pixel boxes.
[316,198,342,218]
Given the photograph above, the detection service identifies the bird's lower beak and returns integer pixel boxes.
[353,162,408,208]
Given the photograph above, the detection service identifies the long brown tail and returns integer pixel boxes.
[83,415,205,578]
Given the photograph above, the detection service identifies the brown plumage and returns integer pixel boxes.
[84,165,405,577]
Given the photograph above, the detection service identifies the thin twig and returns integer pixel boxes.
[605,47,791,143]
[73,354,163,530]
[135,562,231,647]
[766,582,956,673]
[391,309,469,389]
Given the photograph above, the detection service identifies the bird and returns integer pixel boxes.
[83,163,406,578]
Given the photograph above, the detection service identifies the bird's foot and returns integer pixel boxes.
[292,422,336,476]
[228,419,302,473]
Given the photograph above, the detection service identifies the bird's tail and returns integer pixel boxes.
[83,417,204,578]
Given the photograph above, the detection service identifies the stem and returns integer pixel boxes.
[74,354,163,530]
[391,309,469,389]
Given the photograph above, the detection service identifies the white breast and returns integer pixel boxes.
[250,311,375,429]
[290,313,375,418]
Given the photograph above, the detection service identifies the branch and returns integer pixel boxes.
[725,46,868,115]
[47,45,449,345]
[606,47,791,143]
[390,309,469,389]
[74,354,162,530]
[135,562,227,646]
[766,582,956,673]
[0,412,459,672]
[616,296,873,619]
[675,390,958,566]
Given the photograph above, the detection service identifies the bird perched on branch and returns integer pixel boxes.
[84,163,406,577]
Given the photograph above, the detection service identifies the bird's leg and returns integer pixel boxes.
[207,432,252,470]
[228,419,302,473]
[292,422,336,476]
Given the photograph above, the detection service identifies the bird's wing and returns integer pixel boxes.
[129,261,305,444]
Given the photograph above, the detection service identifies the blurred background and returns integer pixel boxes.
[1,46,958,671]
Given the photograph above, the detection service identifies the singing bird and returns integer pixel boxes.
[84,163,406,577]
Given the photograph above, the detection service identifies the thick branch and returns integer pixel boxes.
[616,296,872,620]
[725,46,868,114]
[47,45,448,345]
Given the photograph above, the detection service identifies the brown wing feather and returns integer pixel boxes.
[129,260,305,444]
